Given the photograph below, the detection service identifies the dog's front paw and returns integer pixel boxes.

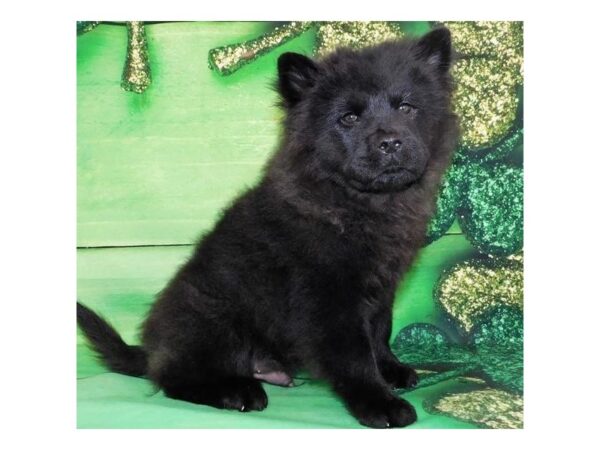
[381,362,419,390]
[349,396,417,428]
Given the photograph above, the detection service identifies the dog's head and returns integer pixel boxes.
[275,27,455,194]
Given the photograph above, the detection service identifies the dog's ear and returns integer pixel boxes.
[413,27,452,72]
[277,52,320,106]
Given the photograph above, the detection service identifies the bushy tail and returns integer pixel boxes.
[77,302,147,377]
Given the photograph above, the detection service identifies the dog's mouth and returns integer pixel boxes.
[378,166,413,176]
[341,167,421,194]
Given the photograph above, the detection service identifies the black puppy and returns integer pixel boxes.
[77,27,458,428]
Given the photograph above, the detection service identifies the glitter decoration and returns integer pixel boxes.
[315,22,404,56]
[397,368,482,395]
[208,21,405,76]
[458,163,523,256]
[392,306,523,393]
[391,323,470,371]
[440,21,523,151]
[426,163,469,243]
[208,22,312,76]
[121,21,152,94]
[443,21,523,82]
[456,127,523,164]
[471,306,523,392]
[435,255,523,334]
[508,251,523,263]
[453,58,520,151]
[472,301,523,350]
[424,388,523,429]
[77,21,99,35]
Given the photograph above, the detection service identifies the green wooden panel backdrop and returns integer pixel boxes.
[77,22,485,429]
[78,22,311,247]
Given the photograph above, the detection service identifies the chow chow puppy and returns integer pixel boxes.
[78,27,458,428]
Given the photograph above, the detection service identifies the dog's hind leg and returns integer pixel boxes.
[162,376,268,412]
[149,354,268,412]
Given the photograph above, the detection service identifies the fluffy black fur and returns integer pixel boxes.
[77,27,458,428]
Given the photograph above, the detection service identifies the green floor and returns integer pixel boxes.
[77,239,478,428]
[77,21,506,428]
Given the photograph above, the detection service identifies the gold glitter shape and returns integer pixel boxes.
[121,21,151,94]
[453,58,519,149]
[437,256,523,333]
[208,22,312,75]
[440,21,523,150]
[315,22,404,56]
[430,388,523,429]
[444,21,523,83]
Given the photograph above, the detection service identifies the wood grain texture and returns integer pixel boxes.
[78,22,316,246]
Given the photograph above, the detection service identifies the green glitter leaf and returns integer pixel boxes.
[426,162,469,244]
[458,163,523,256]
[392,323,471,370]
[456,128,523,165]
[392,306,523,394]
[472,306,523,392]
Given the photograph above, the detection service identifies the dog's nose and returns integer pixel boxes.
[377,136,402,154]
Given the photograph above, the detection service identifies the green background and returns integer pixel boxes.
[77,22,483,428]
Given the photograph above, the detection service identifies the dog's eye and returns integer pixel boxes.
[397,103,415,114]
[340,113,359,126]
